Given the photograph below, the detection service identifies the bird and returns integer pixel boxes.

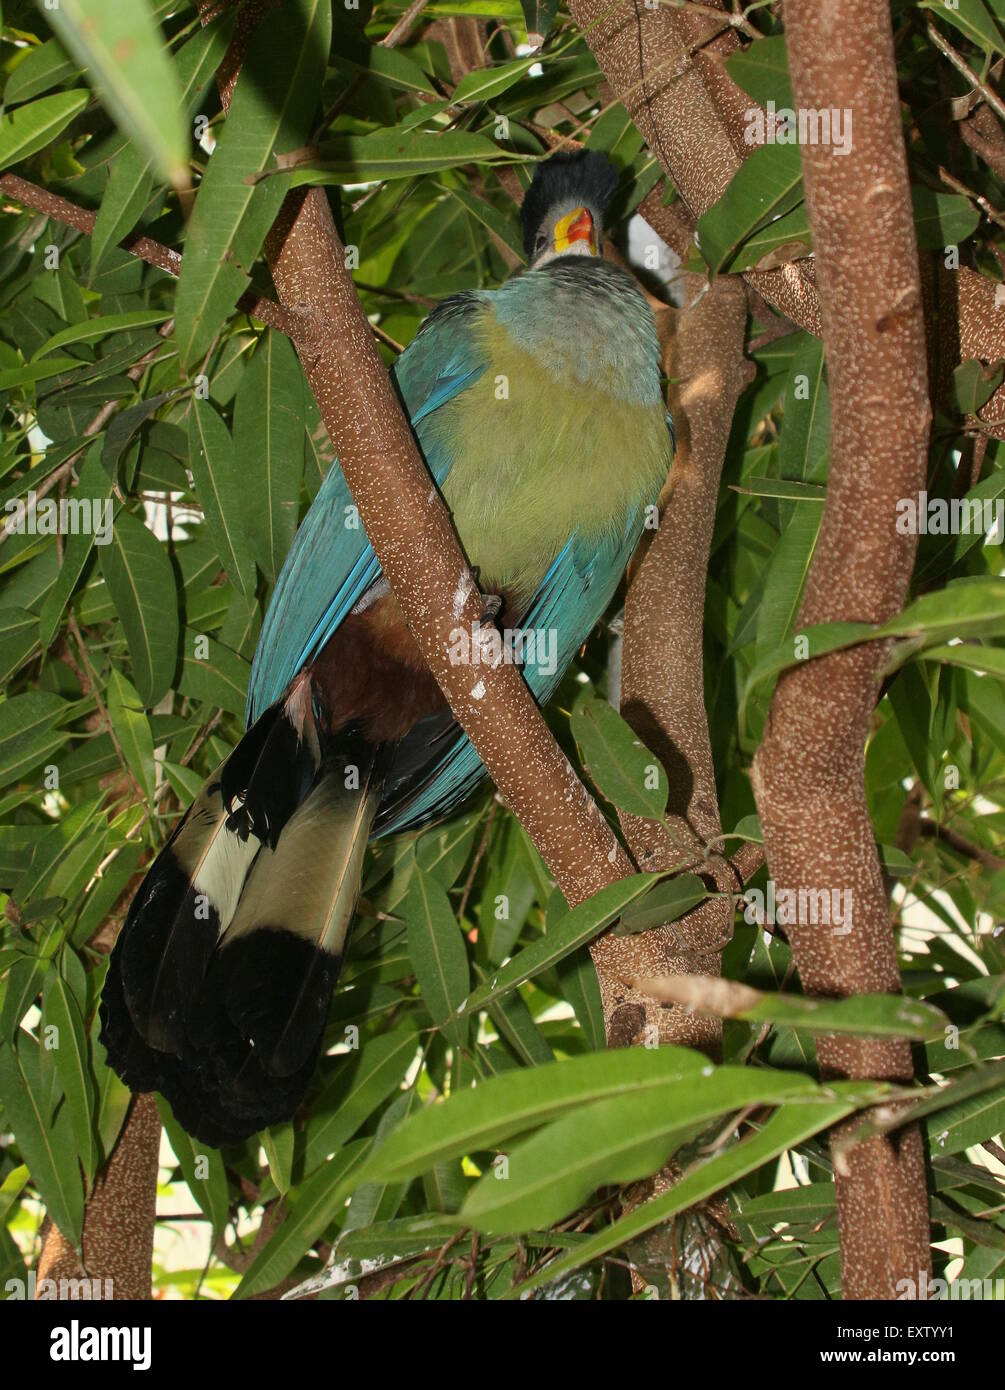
[99,149,674,1146]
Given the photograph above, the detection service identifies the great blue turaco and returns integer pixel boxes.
[100,149,674,1146]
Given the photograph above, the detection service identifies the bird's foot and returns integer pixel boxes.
[480,593,503,623]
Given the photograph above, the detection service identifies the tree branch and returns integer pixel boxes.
[36,1094,160,1300]
[749,0,933,1299]
[603,272,754,1052]
[0,172,303,340]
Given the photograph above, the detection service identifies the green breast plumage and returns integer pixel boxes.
[419,260,671,605]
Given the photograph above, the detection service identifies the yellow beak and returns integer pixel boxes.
[553,205,597,254]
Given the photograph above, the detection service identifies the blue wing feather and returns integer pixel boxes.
[375,498,655,836]
[246,293,491,721]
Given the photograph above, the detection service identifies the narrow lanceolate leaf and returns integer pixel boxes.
[38,444,114,649]
[0,89,89,170]
[88,152,154,285]
[614,873,709,936]
[233,332,305,580]
[188,398,257,599]
[294,129,521,185]
[505,1088,872,1298]
[90,16,235,276]
[105,667,156,805]
[99,507,179,706]
[298,1025,421,1175]
[404,863,470,1044]
[461,1068,824,1234]
[628,975,949,1039]
[754,505,823,663]
[461,873,663,1015]
[4,38,78,106]
[337,1046,707,1195]
[0,692,72,784]
[156,1099,229,1237]
[41,971,97,1186]
[41,0,189,189]
[0,1033,84,1248]
[174,0,331,367]
[695,141,805,275]
[723,33,794,107]
[452,57,539,104]
[235,1140,372,1300]
[779,334,829,486]
[32,310,172,359]
[570,689,669,820]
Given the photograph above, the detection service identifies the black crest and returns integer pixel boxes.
[519,149,619,257]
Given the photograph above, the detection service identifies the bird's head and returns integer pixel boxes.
[520,149,619,269]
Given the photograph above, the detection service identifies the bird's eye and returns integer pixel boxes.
[534,232,548,256]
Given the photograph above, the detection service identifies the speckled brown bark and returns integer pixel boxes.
[36,1094,160,1300]
[750,1,932,1298]
[603,273,753,1052]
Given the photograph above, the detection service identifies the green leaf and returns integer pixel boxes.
[42,0,189,188]
[37,444,114,649]
[779,334,829,486]
[0,1032,84,1247]
[0,356,85,390]
[614,873,709,936]
[732,477,826,502]
[188,398,257,600]
[173,0,331,367]
[723,34,794,107]
[754,505,823,663]
[444,183,525,260]
[235,1139,372,1299]
[0,691,71,783]
[952,358,1005,416]
[0,90,89,171]
[926,1069,1005,1157]
[89,17,235,276]
[297,1024,420,1176]
[461,1067,824,1234]
[403,862,470,1045]
[4,39,77,106]
[339,1045,707,1194]
[294,129,523,185]
[99,507,179,705]
[157,1098,229,1237]
[263,1123,295,1197]
[332,34,438,95]
[695,142,805,275]
[919,0,1005,57]
[177,632,249,718]
[505,1088,872,1298]
[232,331,305,581]
[555,947,605,1049]
[570,689,669,820]
[41,969,97,1186]
[462,873,663,1014]
[633,977,948,1039]
[31,310,171,360]
[105,667,156,804]
[912,186,980,250]
[452,57,539,104]
[520,0,558,42]
[0,606,38,686]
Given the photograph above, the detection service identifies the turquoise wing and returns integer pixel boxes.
[376,493,660,836]
[246,293,491,721]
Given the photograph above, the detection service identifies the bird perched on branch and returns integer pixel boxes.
[100,150,674,1145]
